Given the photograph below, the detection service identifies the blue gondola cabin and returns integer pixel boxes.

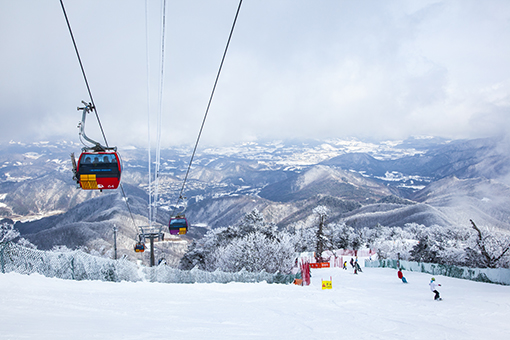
[169,216,188,235]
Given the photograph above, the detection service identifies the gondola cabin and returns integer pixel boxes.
[76,152,121,190]
[169,216,188,235]
[134,242,145,253]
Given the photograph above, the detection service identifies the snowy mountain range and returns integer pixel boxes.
[2,136,510,264]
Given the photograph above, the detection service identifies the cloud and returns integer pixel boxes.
[1,0,510,148]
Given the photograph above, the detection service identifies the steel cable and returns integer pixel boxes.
[59,0,109,148]
[171,0,244,216]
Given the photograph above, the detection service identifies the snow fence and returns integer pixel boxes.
[0,242,295,284]
[365,259,510,285]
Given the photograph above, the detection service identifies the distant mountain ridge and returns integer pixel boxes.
[2,136,510,265]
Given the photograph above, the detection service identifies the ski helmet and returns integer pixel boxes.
[431,277,435,281]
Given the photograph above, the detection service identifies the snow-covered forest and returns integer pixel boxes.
[179,207,510,272]
[4,205,510,275]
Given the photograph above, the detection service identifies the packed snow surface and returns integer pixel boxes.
[1,267,509,339]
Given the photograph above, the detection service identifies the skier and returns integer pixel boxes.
[350,258,354,268]
[355,257,362,273]
[343,261,348,270]
[429,277,442,300]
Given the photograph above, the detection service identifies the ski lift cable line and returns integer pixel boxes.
[154,0,167,224]
[61,0,138,232]
[59,0,109,149]
[120,183,139,231]
[171,0,244,216]
[145,0,152,229]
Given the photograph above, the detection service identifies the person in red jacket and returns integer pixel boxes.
[397,269,408,283]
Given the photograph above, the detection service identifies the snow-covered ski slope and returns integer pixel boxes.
[1,267,509,340]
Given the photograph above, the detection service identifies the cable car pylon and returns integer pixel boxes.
[135,224,165,267]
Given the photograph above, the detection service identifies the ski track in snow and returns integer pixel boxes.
[0,267,509,340]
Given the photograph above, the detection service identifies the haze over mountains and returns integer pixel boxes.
[2,136,510,265]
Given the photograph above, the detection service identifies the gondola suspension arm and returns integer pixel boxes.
[77,101,116,152]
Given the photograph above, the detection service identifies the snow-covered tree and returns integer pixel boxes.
[292,223,316,253]
[214,231,296,273]
[313,206,329,261]
[1,222,20,243]
[433,226,470,265]
[409,233,439,263]
[1,222,36,248]
[327,223,352,250]
[238,209,265,234]
[179,209,297,273]
[368,225,417,260]
[178,240,207,270]
[350,229,364,251]
[466,220,510,268]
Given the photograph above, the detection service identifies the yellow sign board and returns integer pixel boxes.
[322,278,332,290]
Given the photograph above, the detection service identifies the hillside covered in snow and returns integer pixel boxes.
[1,266,509,339]
[2,136,510,264]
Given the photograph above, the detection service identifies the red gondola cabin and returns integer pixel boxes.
[76,152,121,190]
[134,242,145,252]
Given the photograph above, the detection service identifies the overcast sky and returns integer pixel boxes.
[1,0,509,148]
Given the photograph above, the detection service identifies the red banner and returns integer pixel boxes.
[310,262,330,268]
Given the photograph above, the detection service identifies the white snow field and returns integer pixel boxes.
[1,267,509,340]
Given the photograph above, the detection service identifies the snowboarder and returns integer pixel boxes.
[355,257,362,273]
[429,277,442,300]
[350,258,354,268]
[398,269,408,283]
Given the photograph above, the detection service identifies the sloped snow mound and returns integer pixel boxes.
[1,267,509,339]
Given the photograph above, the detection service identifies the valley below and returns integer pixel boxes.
[2,136,510,265]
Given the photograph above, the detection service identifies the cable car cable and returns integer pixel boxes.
[61,1,140,241]
[120,183,139,231]
[171,0,244,216]
[145,0,153,229]
[59,0,109,148]
[153,0,168,226]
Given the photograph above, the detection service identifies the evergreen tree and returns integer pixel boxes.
[327,223,351,250]
[292,223,315,253]
[178,240,206,270]
[350,229,364,251]
[313,206,329,262]
[409,235,439,263]
[238,209,265,234]
[1,222,20,243]
[1,221,36,248]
